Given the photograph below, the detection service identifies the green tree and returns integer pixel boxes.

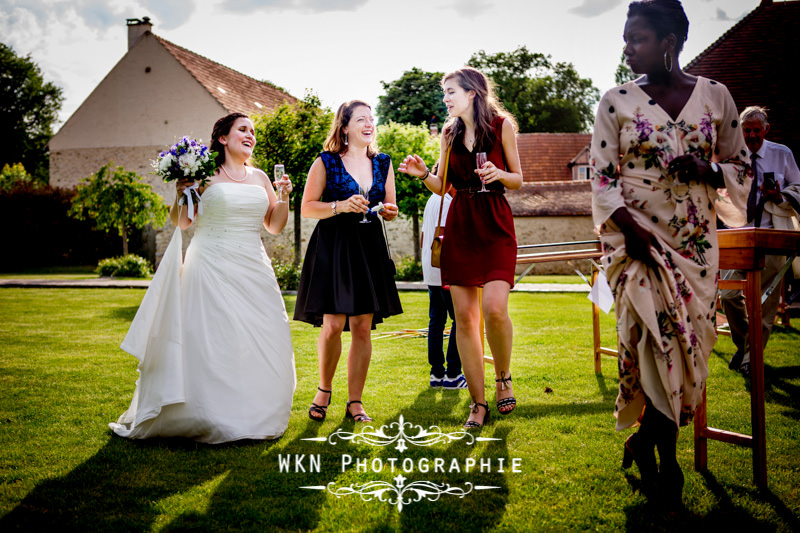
[251,92,333,265]
[0,162,39,191]
[467,46,600,133]
[377,68,447,131]
[69,163,168,255]
[615,53,637,86]
[376,122,441,261]
[0,42,64,183]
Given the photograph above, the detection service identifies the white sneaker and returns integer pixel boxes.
[442,373,468,389]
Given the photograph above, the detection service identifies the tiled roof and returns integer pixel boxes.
[517,133,592,182]
[154,33,297,113]
[505,181,592,217]
[684,0,800,157]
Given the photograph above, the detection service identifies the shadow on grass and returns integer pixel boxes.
[384,389,511,532]
[0,424,334,531]
[761,364,800,420]
[595,371,617,401]
[619,458,800,531]
[1,436,229,530]
[160,420,333,531]
[105,305,140,322]
[691,471,800,531]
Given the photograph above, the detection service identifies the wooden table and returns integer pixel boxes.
[694,228,800,487]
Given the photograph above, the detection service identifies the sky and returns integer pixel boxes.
[1,0,761,128]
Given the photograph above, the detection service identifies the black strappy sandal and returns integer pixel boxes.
[345,400,373,422]
[308,387,331,422]
[495,371,516,415]
[464,400,490,429]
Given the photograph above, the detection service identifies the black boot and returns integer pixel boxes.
[650,408,684,510]
[622,430,658,498]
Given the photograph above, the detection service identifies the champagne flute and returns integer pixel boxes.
[274,164,286,202]
[476,152,488,193]
[359,182,371,224]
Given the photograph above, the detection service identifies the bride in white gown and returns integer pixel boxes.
[110,113,296,443]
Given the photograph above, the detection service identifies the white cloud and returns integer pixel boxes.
[219,0,368,13]
[568,0,624,18]
[140,0,197,29]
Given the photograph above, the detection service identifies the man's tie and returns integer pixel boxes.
[746,153,759,224]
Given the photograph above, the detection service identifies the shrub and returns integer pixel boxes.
[97,254,153,278]
[394,256,422,281]
[0,185,123,270]
[272,257,301,291]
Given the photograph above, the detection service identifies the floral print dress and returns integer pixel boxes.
[590,77,750,430]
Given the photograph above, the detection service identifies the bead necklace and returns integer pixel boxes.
[221,164,247,182]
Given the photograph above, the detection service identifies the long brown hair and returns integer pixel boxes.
[211,112,249,167]
[323,100,378,157]
[441,67,517,151]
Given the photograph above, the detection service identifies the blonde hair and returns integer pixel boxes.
[441,67,518,151]
[323,100,378,157]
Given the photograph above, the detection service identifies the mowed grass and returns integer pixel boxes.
[0,288,798,532]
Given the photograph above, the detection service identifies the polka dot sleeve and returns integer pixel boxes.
[590,89,625,227]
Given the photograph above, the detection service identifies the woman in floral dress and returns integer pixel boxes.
[590,0,749,507]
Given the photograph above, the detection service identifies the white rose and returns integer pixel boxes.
[159,153,173,172]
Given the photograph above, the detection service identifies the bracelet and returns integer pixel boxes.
[331,201,337,216]
[417,170,430,181]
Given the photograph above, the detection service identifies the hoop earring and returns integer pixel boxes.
[664,51,673,73]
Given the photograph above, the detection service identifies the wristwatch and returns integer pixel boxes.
[331,201,337,215]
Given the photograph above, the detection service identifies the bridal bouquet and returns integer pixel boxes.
[153,136,217,218]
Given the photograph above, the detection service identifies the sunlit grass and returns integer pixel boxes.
[0,288,798,531]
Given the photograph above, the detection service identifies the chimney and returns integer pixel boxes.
[126,16,152,50]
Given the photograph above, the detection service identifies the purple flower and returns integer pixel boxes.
[634,112,653,141]
[699,112,713,141]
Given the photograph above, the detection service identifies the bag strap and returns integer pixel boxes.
[434,146,452,237]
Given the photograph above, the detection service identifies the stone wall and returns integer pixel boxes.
[50,146,593,273]
[513,215,597,275]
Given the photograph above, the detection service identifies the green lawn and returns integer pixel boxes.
[0,288,798,532]
[0,266,98,280]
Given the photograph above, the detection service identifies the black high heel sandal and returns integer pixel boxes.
[464,401,490,429]
[308,387,331,422]
[495,372,516,415]
[345,400,373,422]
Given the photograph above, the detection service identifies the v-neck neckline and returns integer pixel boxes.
[630,76,702,123]
[338,153,374,192]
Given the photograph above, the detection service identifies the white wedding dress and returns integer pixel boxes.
[110,183,296,443]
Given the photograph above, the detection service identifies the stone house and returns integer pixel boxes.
[509,133,595,274]
[48,17,298,263]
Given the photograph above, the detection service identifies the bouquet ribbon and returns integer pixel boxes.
[181,183,203,221]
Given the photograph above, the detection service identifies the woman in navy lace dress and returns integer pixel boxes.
[294,100,402,423]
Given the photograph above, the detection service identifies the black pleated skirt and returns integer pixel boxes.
[293,212,402,329]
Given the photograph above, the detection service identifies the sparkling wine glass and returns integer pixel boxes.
[476,152,488,193]
[274,164,286,201]
[359,182,371,223]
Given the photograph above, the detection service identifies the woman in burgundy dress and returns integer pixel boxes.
[400,67,523,428]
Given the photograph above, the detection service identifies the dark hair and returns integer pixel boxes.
[627,0,689,54]
[211,112,249,167]
[323,100,377,157]
[441,67,517,152]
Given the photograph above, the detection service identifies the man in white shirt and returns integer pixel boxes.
[720,106,800,376]
[421,187,466,389]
